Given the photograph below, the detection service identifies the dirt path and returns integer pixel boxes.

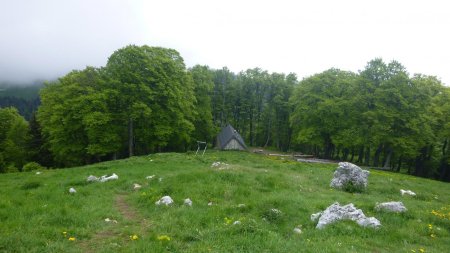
[78,195,150,252]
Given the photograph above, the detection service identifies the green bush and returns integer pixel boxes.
[22,162,45,172]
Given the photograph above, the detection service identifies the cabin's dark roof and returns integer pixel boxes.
[217,124,247,149]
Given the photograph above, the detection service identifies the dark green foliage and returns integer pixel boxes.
[290,59,450,181]
[20,180,41,190]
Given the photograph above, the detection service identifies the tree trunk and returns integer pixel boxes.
[373,144,383,167]
[383,148,392,170]
[357,146,364,163]
[128,118,134,157]
[396,155,402,172]
[350,148,355,162]
[364,146,371,166]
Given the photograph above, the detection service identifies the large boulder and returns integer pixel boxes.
[375,201,407,212]
[330,162,369,192]
[311,202,381,229]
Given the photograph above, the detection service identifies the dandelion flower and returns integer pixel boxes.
[68,237,76,241]
[430,234,436,238]
[419,248,425,253]
[157,235,171,241]
[130,234,138,240]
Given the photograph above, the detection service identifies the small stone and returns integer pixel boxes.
[69,187,76,193]
[133,183,142,190]
[87,175,98,182]
[293,227,302,234]
[35,171,42,175]
[233,220,241,225]
[155,196,173,206]
[184,198,193,206]
[400,189,416,196]
[375,201,407,212]
[208,202,213,206]
[146,175,155,180]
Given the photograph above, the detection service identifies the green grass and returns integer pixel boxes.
[0,151,448,252]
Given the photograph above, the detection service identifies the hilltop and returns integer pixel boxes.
[0,151,448,252]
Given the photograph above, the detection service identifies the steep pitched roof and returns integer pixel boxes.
[217,124,247,150]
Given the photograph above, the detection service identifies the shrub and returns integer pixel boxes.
[22,162,46,172]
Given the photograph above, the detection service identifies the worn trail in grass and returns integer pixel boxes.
[0,151,449,252]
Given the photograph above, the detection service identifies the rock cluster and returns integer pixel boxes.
[375,201,407,212]
[330,162,369,191]
[311,202,381,229]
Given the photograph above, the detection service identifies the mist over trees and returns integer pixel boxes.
[0,45,448,181]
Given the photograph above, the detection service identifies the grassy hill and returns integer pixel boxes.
[0,151,448,252]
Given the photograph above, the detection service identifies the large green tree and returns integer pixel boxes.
[0,107,29,172]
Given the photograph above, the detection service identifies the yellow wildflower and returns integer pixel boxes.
[411,250,416,253]
[430,234,436,238]
[68,237,76,241]
[428,224,432,229]
[157,235,171,241]
[130,234,138,240]
[62,231,67,237]
[419,248,425,253]
[224,217,232,225]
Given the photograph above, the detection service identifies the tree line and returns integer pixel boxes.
[0,45,448,181]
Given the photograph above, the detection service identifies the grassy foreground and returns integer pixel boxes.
[0,151,449,253]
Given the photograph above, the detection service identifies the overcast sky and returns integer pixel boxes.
[1,0,449,85]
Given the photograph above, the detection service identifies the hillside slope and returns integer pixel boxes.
[0,151,448,252]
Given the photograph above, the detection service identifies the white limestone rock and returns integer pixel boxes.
[87,175,99,182]
[330,162,369,191]
[146,175,156,180]
[69,187,77,193]
[400,189,416,196]
[375,201,407,213]
[293,227,302,234]
[99,173,118,182]
[155,196,174,206]
[184,198,193,206]
[311,202,381,229]
[133,183,142,190]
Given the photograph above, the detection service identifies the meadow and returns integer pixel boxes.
[0,151,448,253]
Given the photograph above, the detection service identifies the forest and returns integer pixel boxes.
[0,45,449,181]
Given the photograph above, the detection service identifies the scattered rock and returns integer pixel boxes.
[233,220,241,225]
[375,201,407,212]
[330,162,369,191]
[293,227,302,234]
[184,198,193,206]
[87,175,98,182]
[155,196,174,206]
[99,173,118,182]
[208,202,213,206]
[400,189,416,196]
[311,202,381,229]
[211,161,229,169]
[158,177,163,182]
[104,218,118,223]
[146,175,156,180]
[35,171,42,175]
[69,187,77,193]
[133,183,142,190]
[271,208,282,215]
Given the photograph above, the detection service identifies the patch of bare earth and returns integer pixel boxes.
[78,195,150,252]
